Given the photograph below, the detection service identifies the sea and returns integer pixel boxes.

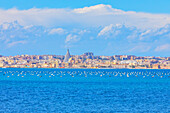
[0,68,169,113]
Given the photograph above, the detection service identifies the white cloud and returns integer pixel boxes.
[128,45,151,53]
[98,24,114,36]
[140,30,151,37]
[0,4,170,29]
[73,4,125,15]
[155,44,170,52]
[0,5,169,55]
[49,28,65,35]
[78,30,87,35]
[98,24,127,37]
[65,34,79,43]
[98,24,137,39]
[23,25,34,29]
[7,40,27,48]
[1,22,10,30]
[0,21,46,42]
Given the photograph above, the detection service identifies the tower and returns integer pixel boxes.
[63,49,71,62]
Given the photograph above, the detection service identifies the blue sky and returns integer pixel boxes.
[0,0,170,14]
[0,1,170,56]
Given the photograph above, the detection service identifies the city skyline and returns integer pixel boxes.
[0,49,169,69]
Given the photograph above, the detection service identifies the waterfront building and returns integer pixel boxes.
[64,49,71,63]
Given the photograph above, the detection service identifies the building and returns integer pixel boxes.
[83,52,94,56]
[63,49,71,63]
[0,62,4,67]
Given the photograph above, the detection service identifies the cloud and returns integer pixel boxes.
[155,44,170,52]
[78,30,87,35]
[7,40,27,48]
[98,24,138,39]
[97,23,170,41]
[0,21,169,50]
[0,4,170,29]
[128,45,151,53]
[48,28,65,35]
[0,4,169,56]
[0,21,46,42]
[73,4,125,15]
[98,24,115,36]
[98,24,126,37]
[65,34,79,43]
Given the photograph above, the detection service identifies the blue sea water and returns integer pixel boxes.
[0,68,169,113]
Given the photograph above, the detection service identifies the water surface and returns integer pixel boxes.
[0,68,169,112]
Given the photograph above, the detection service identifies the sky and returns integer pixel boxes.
[0,0,170,56]
[0,0,170,14]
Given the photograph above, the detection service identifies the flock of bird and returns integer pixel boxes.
[0,69,169,79]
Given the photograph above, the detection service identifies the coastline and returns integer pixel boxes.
[0,67,169,70]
